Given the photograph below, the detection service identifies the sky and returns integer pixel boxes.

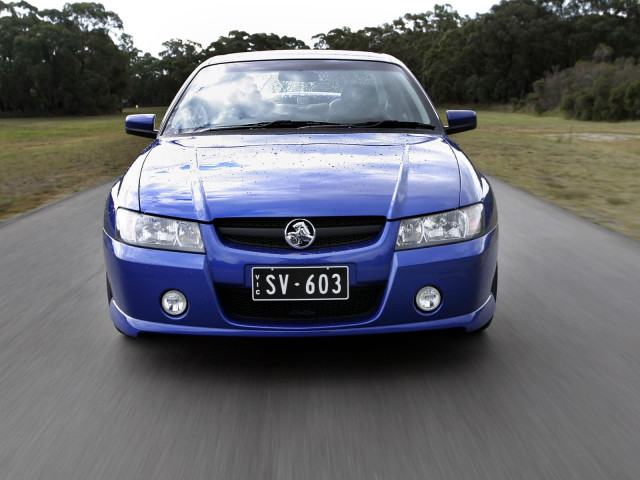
[27,0,498,56]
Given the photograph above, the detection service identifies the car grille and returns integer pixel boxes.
[216,284,385,326]
[215,216,386,250]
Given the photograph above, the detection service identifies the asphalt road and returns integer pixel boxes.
[1,178,639,480]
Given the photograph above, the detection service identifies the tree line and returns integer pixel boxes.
[1,0,639,119]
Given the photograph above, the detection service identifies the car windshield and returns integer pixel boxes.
[163,59,435,135]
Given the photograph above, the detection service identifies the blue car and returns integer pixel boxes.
[103,50,498,337]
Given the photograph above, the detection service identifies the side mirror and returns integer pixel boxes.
[444,110,477,135]
[125,114,158,138]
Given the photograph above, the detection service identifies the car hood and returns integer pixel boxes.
[137,133,465,222]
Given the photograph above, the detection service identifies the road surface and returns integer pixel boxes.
[1,178,639,479]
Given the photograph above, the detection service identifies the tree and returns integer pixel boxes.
[463,0,564,102]
[3,0,639,116]
[207,30,307,56]
[0,1,129,115]
[155,38,205,102]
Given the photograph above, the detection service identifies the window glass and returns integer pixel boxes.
[164,59,434,134]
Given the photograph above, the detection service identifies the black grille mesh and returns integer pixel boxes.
[215,217,385,250]
[216,284,385,325]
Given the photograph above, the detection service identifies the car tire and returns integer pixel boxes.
[106,274,113,305]
[491,265,498,301]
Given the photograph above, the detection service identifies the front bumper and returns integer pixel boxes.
[103,221,498,337]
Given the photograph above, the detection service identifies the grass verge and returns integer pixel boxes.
[1,108,638,240]
[451,111,640,240]
[0,107,164,222]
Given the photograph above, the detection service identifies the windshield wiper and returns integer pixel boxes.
[190,120,343,133]
[186,119,436,134]
[349,120,437,130]
[253,120,344,129]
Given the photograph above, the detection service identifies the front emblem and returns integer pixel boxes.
[285,219,316,249]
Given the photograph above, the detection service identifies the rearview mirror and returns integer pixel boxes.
[125,114,158,138]
[444,110,477,135]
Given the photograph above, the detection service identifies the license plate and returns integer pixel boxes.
[251,266,349,301]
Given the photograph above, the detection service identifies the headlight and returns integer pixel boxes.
[396,204,484,250]
[116,209,205,253]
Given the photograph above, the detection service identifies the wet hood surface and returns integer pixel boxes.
[137,132,469,221]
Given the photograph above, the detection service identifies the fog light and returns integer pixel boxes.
[161,290,187,316]
[415,286,441,312]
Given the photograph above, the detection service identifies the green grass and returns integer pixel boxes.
[0,108,165,221]
[1,108,638,241]
[450,111,640,240]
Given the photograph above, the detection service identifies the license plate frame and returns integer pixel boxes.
[251,266,349,301]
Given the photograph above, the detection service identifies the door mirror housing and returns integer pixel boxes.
[125,114,158,138]
[444,110,477,135]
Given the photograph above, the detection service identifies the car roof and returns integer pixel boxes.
[201,49,405,68]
